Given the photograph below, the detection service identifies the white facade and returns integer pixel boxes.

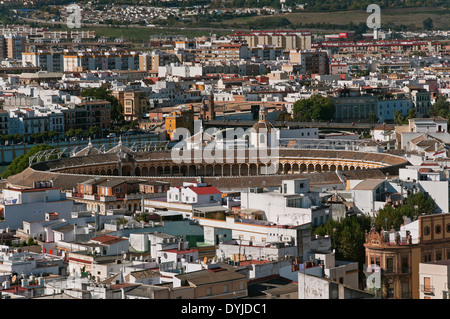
[167,186,222,205]
[419,261,450,299]
[0,246,64,277]
[240,180,321,226]
[157,248,199,268]
[0,188,74,230]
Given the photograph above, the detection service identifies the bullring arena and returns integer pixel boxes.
[6,140,409,191]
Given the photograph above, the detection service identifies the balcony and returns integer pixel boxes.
[421,285,435,295]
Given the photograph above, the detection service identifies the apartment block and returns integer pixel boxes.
[233,30,312,51]
[112,90,150,121]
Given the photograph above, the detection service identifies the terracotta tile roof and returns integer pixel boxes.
[175,268,246,286]
[352,179,385,190]
[188,186,221,195]
[90,235,127,245]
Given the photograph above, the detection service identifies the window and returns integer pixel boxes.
[386,257,394,273]
[423,277,432,293]
[436,225,442,234]
[259,134,266,144]
[206,288,212,296]
[224,285,229,293]
[424,226,431,236]
[401,257,408,273]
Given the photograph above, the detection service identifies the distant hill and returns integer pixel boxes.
[288,0,449,11]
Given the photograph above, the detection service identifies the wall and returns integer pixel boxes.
[1,200,74,231]
[216,241,297,261]
[324,260,359,290]
[241,191,313,224]
[419,262,450,299]
[298,272,332,299]
[249,260,291,280]
[129,233,150,252]
[418,180,449,213]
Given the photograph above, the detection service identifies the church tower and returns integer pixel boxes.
[199,92,215,121]
[249,104,279,148]
[207,91,215,120]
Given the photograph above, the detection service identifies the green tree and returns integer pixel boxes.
[48,130,58,141]
[276,110,293,122]
[293,95,335,122]
[65,128,75,139]
[374,191,436,231]
[394,109,416,125]
[313,215,372,282]
[81,86,123,124]
[367,111,378,124]
[423,18,433,31]
[88,126,100,138]
[1,144,54,179]
[429,95,450,119]
[75,128,84,139]
[12,134,23,143]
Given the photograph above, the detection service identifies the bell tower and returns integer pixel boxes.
[207,91,215,120]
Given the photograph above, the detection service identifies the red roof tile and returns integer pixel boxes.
[188,186,221,195]
[91,235,127,245]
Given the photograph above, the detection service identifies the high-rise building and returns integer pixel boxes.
[5,34,26,60]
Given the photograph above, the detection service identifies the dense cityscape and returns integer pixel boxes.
[0,0,448,306]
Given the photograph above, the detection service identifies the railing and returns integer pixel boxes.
[420,285,435,294]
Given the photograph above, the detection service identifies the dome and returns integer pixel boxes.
[251,121,275,133]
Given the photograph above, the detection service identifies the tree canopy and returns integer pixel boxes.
[1,144,55,179]
[374,191,436,231]
[81,86,123,124]
[293,95,335,122]
[394,109,416,124]
[429,95,450,119]
[313,215,372,282]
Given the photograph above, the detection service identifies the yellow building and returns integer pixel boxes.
[112,90,150,121]
[165,105,194,140]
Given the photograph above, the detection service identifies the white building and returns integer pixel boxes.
[419,260,450,299]
[373,123,395,142]
[398,165,450,213]
[129,232,182,259]
[0,185,74,231]
[248,105,280,149]
[349,179,391,216]
[167,185,222,205]
[408,117,448,134]
[0,245,64,277]
[240,179,328,226]
[157,247,199,267]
